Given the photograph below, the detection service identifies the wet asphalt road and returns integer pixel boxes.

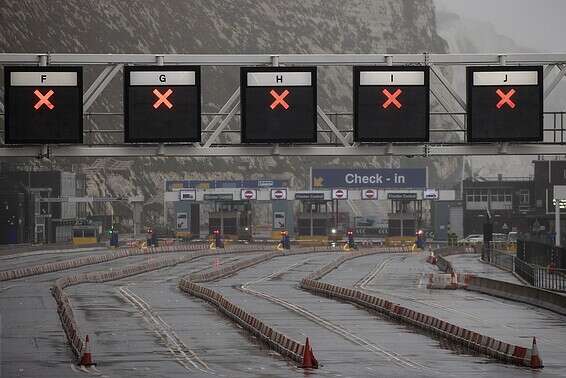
[324,251,566,377]
[444,253,523,284]
[1,248,566,377]
[0,248,111,271]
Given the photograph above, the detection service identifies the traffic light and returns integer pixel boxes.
[347,230,355,249]
[146,227,158,247]
[280,231,290,250]
[416,229,426,249]
[109,227,119,247]
[213,229,224,248]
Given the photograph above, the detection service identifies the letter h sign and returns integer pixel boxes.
[241,67,317,143]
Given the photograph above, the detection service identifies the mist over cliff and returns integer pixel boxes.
[435,8,566,180]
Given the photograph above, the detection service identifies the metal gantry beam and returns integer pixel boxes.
[83,64,124,112]
[1,52,565,66]
[544,64,566,99]
[316,106,351,147]
[202,103,240,148]
[1,53,566,157]
[0,143,566,157]
[430,65,467,111]
[430,86,466,131]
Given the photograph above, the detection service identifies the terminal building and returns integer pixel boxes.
[0,166,87,244]
[462,159,566,240]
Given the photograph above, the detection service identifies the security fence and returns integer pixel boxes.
[517,239,566,269]
[483,244,566,292]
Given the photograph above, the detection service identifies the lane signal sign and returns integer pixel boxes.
[271,189,287,200]
[34,89,55,110]
[5,66,83,144]
[241,189,257,200]
[362,189,378,200]
[382,88,402,109]
[354,66,429,143]
[124,66,200,143]
[241,67,316,143]
[467,66,542,142]
[270,89,290,110]
[496,88,516,109]
[153,88,173,109]
[332,189,348,200]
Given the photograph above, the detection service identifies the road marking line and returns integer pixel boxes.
[239,258,431,371]
[119,286,212,374]
[354,254,513,328]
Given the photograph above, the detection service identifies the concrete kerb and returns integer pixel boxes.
[50,244,277,364]
[177,245,394,366]
[298,246,541,369]
[183,279,304,363]
[1,242,274,282]
[465,275,566,317]
[177,246,343,365]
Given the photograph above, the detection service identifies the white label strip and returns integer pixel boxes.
[473,71,538,86]
[360,71,425,86]
[10,72,77,86]
[247,72,312,87]
[130,71,196,86]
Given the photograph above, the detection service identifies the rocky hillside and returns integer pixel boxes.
[0,0,457,219]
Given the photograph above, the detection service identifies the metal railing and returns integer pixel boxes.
[517,238,566,269]
[483,245,566,292]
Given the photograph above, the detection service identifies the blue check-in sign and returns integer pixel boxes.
[311,168,427,189]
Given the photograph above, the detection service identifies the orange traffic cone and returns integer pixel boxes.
[530,337,543,368]
[301,337,319,369]
[79,335,96,366]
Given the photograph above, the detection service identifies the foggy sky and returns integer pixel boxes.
[435,0,566,51]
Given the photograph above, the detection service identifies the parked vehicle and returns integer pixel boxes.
[457,234,483,245]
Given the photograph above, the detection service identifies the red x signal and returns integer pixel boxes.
[34,89,55,110]
[382,88,402,109]
[153,88,173,109]
[496,88,516,109]
[270,89,290,110]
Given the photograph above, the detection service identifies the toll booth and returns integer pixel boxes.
[271,198,294,239]
[296,199,333,239]
[174,201,200,240]
[71,224,99,246]
[386,193,423,245]
[208,200,252,241]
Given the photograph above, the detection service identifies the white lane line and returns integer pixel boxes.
[69,363,81,374]
[119,286,213,374]
[70,362,106,376]
[239,259,432,372]
[0,247,106,261]
[354,257,396,289]
[0,284,18,293]
[354,255,513,328]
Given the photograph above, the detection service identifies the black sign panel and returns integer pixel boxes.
[241,67,317,143]
[4,66,83,144]
[354,66,429,142]
[124,65,201,143]
[467,66,543,142]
